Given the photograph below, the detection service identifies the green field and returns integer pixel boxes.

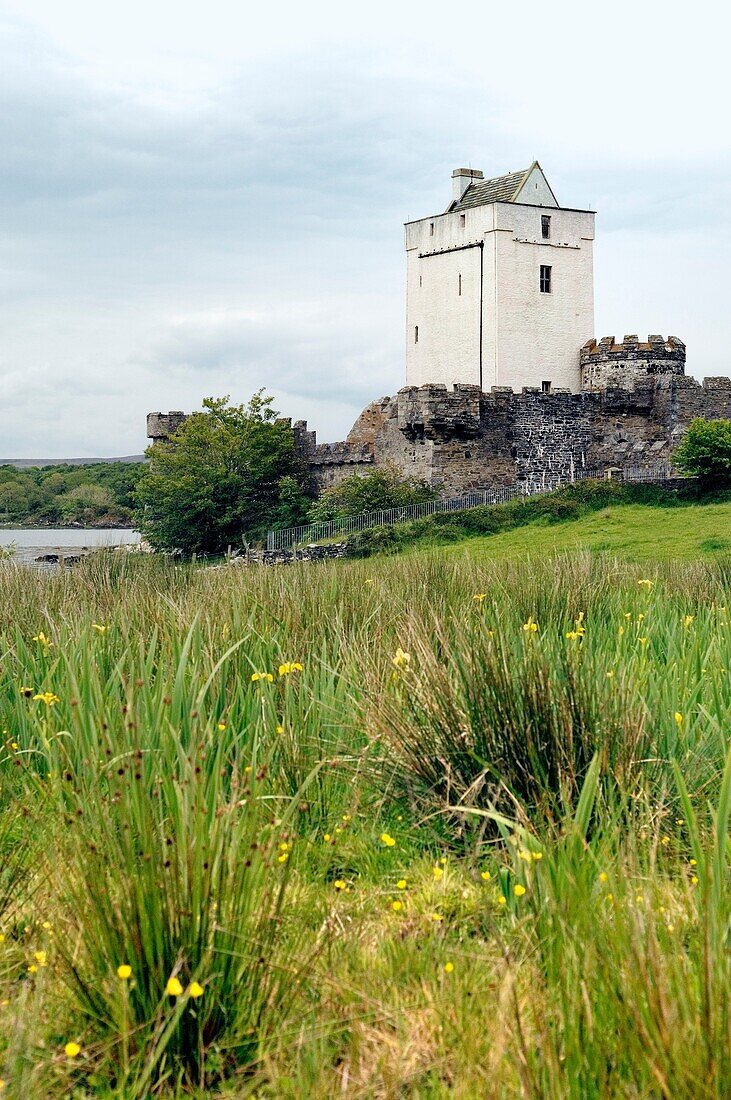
[0,538,729,1097]
[441,500,731,561]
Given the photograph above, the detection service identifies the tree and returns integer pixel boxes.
[673,418,731,489]
[308,462,437,523]
[134,393,310,554]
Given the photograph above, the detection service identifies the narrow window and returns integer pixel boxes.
[541,380,551,393]
[419,274,422,287]
[414,325,419,343]
[541,215,551,239]
[430,222,435,236]
[458,273,462,296]
[459,213,466,228]
[540,265,552,293]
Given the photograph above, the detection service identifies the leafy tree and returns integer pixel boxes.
[134,393,311,554]
[58,484,115,522]
[674,418,731,489]
[308,462,437,523]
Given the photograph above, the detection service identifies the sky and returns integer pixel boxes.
[1,0,730,457]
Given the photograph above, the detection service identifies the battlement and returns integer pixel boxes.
[147,411,187,442]
[580,335,686,393]
[582,335,685,357]
[397,383,482,441]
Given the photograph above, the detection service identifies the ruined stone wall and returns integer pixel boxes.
[146,338,731,500]
[147,411,187,442]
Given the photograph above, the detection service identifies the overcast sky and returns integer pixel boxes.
[1,1,730,457]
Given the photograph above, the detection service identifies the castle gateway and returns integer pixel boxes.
[149,162,731,495]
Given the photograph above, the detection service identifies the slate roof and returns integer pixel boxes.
[450,167,531,211]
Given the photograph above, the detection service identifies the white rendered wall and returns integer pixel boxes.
[405,201,594,392]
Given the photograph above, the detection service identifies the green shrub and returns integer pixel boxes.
[674,417,731,488]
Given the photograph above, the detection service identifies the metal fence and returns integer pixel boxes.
[265,464,679,551]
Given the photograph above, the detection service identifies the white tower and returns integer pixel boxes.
[404,162,595,393]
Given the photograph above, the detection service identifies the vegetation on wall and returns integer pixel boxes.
[308,462,437,523]
[134,393,311,555]
[0,462,145,527]
[674,416,731,488]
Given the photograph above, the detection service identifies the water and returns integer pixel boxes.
[0,528,141,566]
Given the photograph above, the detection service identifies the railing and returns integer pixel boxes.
[265,464,679,551]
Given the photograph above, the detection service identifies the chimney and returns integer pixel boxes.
[452,167,483,202]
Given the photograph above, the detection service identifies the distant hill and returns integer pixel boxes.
[0,456,145,469]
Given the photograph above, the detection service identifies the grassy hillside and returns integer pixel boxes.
[443,500,731,561]
[0,549,728,1096]
[345,481,731,561]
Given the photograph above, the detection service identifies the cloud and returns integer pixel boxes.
[0,11,730,457]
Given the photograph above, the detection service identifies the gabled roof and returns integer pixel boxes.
[449,161,558,211]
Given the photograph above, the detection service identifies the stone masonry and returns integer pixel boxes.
[147,336,731,499]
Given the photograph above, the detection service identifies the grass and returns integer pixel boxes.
[0,546,729,1097]
[442,501,731,561]
[344,480,731,560]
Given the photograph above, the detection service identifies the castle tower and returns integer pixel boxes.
[405,162,595,393]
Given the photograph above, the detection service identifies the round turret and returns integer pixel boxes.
[580,335,685,392]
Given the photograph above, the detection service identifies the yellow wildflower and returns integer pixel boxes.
[92,623,108,634]
[380,833,396,847]
[165,977,183,997]
[27,964,38,974]
[334,880,347,891]
[661,836,670,846]
[433,865,443,880]
[278,662,303,676]
[217,723,226,731]
[689,858,697,866]
[117,965,132,979]
[41,921,51,930]
[276,725,284,734]
[64,1042,81,1058]
[637,578,654,589]
[444,961,454,973]
[33,692,59,707]
[683,615,694,628]
[598,872,608,883]
[188,982,204,999]
[691,875,699,885]
[531,851,543,861]
[323,833,332,842]
[674,712,683,726]
[277,852,288,863]
[522,617,538,634]
[392,648,411,669]
[391,900,403,912]
[32,632,52,650]
[638,637,648,646]
[251,672,274,683]
[497,895,507,906]
[33,951,47,966]
[514,884,526,897]
[396,879,407,890]
[473,593,487,601]
[430,912,443,922]
[480,870,491,881]
[606,670,615,678]
[0,934,4,943]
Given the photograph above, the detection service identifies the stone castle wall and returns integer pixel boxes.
[147,336,731,499]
